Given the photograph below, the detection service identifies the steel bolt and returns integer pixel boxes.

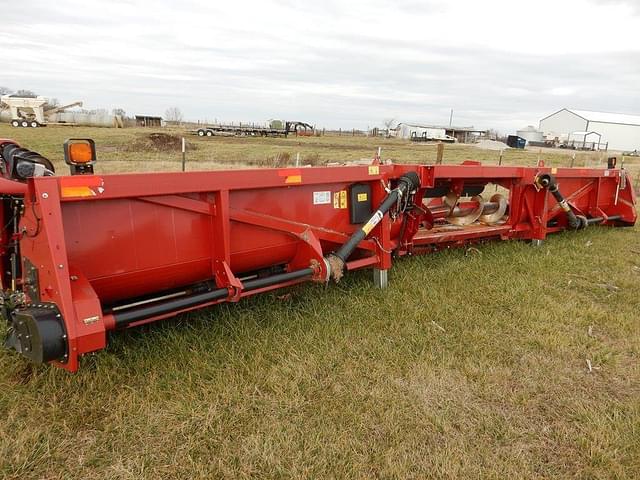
[42,193,48,199]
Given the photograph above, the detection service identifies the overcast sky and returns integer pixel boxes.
[1,0,639,131]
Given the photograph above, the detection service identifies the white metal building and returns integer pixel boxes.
[539,108,640,151]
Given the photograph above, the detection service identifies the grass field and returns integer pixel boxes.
[0,125,639,479]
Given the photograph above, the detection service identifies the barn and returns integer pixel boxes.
[539,108,640,152]
[135,115,163,127]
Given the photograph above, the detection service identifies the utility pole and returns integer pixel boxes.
[449,108,454,127]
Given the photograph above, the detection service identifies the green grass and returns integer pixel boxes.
[0,124,639,479]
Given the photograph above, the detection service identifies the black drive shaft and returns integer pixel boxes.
[326,171,420,282]
[535,173,587,230]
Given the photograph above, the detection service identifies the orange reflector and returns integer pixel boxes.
[68,143,93,163]
[278,168,302,184]
[285,175,302,184]
[61,186,96,198]
[60,176,104,198]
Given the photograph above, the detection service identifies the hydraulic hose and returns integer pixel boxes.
[535,173,587,230]
[326,171,420,282]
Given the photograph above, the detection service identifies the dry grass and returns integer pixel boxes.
[4,124,639,175]
[0,124,639,479]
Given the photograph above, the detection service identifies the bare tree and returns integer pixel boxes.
[44,98,59,109]
[15,89,37,97]
[382,118,397,137]
[165,107,183,123]
[486,128,501,141]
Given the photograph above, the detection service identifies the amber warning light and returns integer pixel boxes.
[63,139,96,175]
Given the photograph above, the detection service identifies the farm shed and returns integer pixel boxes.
[396,123,486,143]
[135,115,163,127]
[539,108,640,151]
[444,126,487,143]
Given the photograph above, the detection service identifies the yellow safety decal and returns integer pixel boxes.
[357,193,368,202]
[362,210,383,235]
[333,190,347,209]
[368,165,379,175]
[551,167,558,174]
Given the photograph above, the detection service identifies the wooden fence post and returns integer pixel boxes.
[436,142,444,164]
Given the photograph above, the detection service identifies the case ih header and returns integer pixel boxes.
[0,138,636,372]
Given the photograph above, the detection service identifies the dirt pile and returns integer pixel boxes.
[126,133,196,152]
[474,139,509,151]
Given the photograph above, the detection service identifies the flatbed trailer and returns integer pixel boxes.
[194,121,314,138]
[0,138,635,372]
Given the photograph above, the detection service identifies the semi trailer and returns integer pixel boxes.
[195,120,314,137]
[0,138,635,372]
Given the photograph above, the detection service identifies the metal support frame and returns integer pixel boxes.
[373,269,388,289]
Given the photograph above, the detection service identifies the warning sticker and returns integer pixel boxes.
[362,210,383,235]
[333,190,347,209]
[368,165,379,175]
[357,192,368,202]
[313,191,331,205]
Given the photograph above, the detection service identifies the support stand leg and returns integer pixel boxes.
[373,268,388,289]
[531,239,544,247]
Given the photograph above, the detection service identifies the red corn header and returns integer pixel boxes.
[0,139,635,371]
